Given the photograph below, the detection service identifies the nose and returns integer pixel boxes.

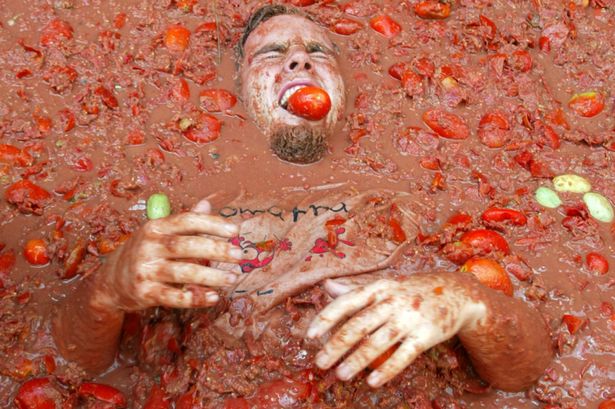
[284,49,313,73]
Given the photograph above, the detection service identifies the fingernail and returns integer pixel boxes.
[315,352,328,368]
[367,372,382,387]
[229,248,243,259]
[206,293,219,303]
[226,274,237,284]
[336,364,352,380]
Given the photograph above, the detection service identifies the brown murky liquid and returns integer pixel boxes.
[0,0,614,408]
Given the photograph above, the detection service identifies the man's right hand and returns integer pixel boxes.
[92,200,242,312]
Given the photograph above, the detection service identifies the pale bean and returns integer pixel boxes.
[583,192,614,223]
[552,174,591,193]
[535,187,562,209]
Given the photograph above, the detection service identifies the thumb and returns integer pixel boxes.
[323,279,356,298]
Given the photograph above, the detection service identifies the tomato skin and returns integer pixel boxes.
[533,120,560,149]
[199,89,237,112]
[460,229,510,255]
[481,207,527,226]
[223,398,250,409]
[14,378,60,409]
[477,111,510,148]
[183,113,222,143]
[414,0,451,19]
[62,240,87,279]
[423,109,470,140]
[586,252,609,274]
[388,62,412,80]
[401,70,423,97]
[6,179,52,203]
[288,0,316,5]
[0,249,16,277]
[58,109,76,132]
[446,212,473,227]
[369,15,401,38]
[95,86,119,109]
[331,18,363,35]
[568,92,605,117]
[510,50,532,72]
[562,314,584,334]
[164,24,191,51]
[40,19,74,46]
[78,382,126,407]
[286,86,331,121]
[0,144,33,167]
[143,385,170,409]
[461,258,513,296]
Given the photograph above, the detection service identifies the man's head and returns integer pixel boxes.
[237,5,346,164]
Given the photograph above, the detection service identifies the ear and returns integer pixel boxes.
[192,199,212,214]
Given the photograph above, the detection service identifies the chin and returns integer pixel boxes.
[269,124,328,164]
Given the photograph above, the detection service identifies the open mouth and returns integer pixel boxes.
[278,80,316,109]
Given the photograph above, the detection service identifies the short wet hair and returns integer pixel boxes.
[236,5,311,60]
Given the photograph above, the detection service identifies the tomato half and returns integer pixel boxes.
[461,258,513,296]
[423,109,470,140]
[369,15,401,38]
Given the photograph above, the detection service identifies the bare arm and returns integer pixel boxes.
[52,203,242,374]
[307,272,552,391]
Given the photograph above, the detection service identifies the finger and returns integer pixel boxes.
[151,261,238,287]
[314,301,393,370]
[307,280,393,338]
[192,199,212,214]
[334,319,405,381]
[323,279,356,298]
[141,281,219,308]
[150,213,238,237]
[156,235,242,262]
[366,335,428,387]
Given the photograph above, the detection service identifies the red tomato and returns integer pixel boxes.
[164,24,191,51]
[568,92,605,117]
[481,207,527,226]
[533,120,560,149]
[0,249,16,277]
[95,86,119,109]
[423,109,470,140]
[388,62,412,80]
[40,19,74,46]
[288,0,316,5]
[401,70,423,97]
[127,130,145,145]
[223,398,250,409]
[175,389,199,409]
[460,229,510,255]
[414,0,451,19]
[183,113,222,143]
[73,157,93,172]
[477,111,510,148]
[598,399,615,409]
[510,50,532,72]
[62,240,87,279]
[389,217,407,243]
[562,314,584,334]
[413,57,435,78]
[176,0,197,11]
[78,382,126,407]
[14,378,62,409]
[24,239,50,265]
[5,179,51,203]
[172,78,191,102]
[586,252,609,274]
[446,212,473,227]
[286,86,332,121]
[199,89,237,112]
[461,258,513,296]
[478,15,497,41]
[58,109,76,132]
[330,18,363,35]
[143,385,170,409]
[0,144,33,167]
[369,15,401,38]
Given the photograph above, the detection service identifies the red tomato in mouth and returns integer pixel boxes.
[414,0,452,19]
[423,109,470,140]
[568,92,605,117]
[164,24,191,51]
[286,86,332,121]
[369,15,402,38]
[461,258,513,296]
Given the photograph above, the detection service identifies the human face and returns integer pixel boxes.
[239,14,346,163]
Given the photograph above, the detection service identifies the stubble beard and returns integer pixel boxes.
[269,123,328,164]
